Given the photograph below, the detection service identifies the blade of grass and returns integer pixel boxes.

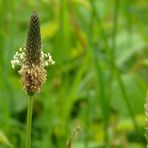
[62,52,90,120]
[88,1,109,145]
[92,47,109,146]
[111,0,140,133]
[89,0,140,144]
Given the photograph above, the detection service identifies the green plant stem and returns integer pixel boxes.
[88,1,109,145]
[25,96,33,148]
[112,0,139,132]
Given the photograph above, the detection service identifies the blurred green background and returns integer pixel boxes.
[0,0,147,147]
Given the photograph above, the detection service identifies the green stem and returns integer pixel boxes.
[25,96,33,148]
[88,1,109,145]
[112,0,139,132]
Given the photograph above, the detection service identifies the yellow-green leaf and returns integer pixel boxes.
[0,131,13,147]
[41,22,59,40]
[71,0,91,10]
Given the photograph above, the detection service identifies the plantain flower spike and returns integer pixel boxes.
[11,11,55,96]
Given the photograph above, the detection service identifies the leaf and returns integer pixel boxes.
[111,73,147,116]
[0,131,13,147]
[72,141,102,148]
[41,22,58,40]
[71,0,91,10]
[127,143,144,148]
[143,59,148,66]
[115,31,146,67]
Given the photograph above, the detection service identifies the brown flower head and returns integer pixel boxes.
[11,11,55,96]
[25,11,41,66]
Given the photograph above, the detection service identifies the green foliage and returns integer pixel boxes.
[0,131,13,147]
[0,0,147,147]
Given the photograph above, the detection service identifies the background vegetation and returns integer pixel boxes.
[0,0,147,147]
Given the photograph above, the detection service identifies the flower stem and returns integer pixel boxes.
[25,96,33,148]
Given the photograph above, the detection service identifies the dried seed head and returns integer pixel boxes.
[19,64,47,96]
[66,123,81,148]
[11,11,55,96]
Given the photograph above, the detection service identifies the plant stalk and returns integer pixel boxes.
[25,96,33,148]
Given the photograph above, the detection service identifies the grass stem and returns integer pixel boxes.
[25,96,33,148]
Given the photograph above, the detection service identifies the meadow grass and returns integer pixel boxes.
[0,0,147,147]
